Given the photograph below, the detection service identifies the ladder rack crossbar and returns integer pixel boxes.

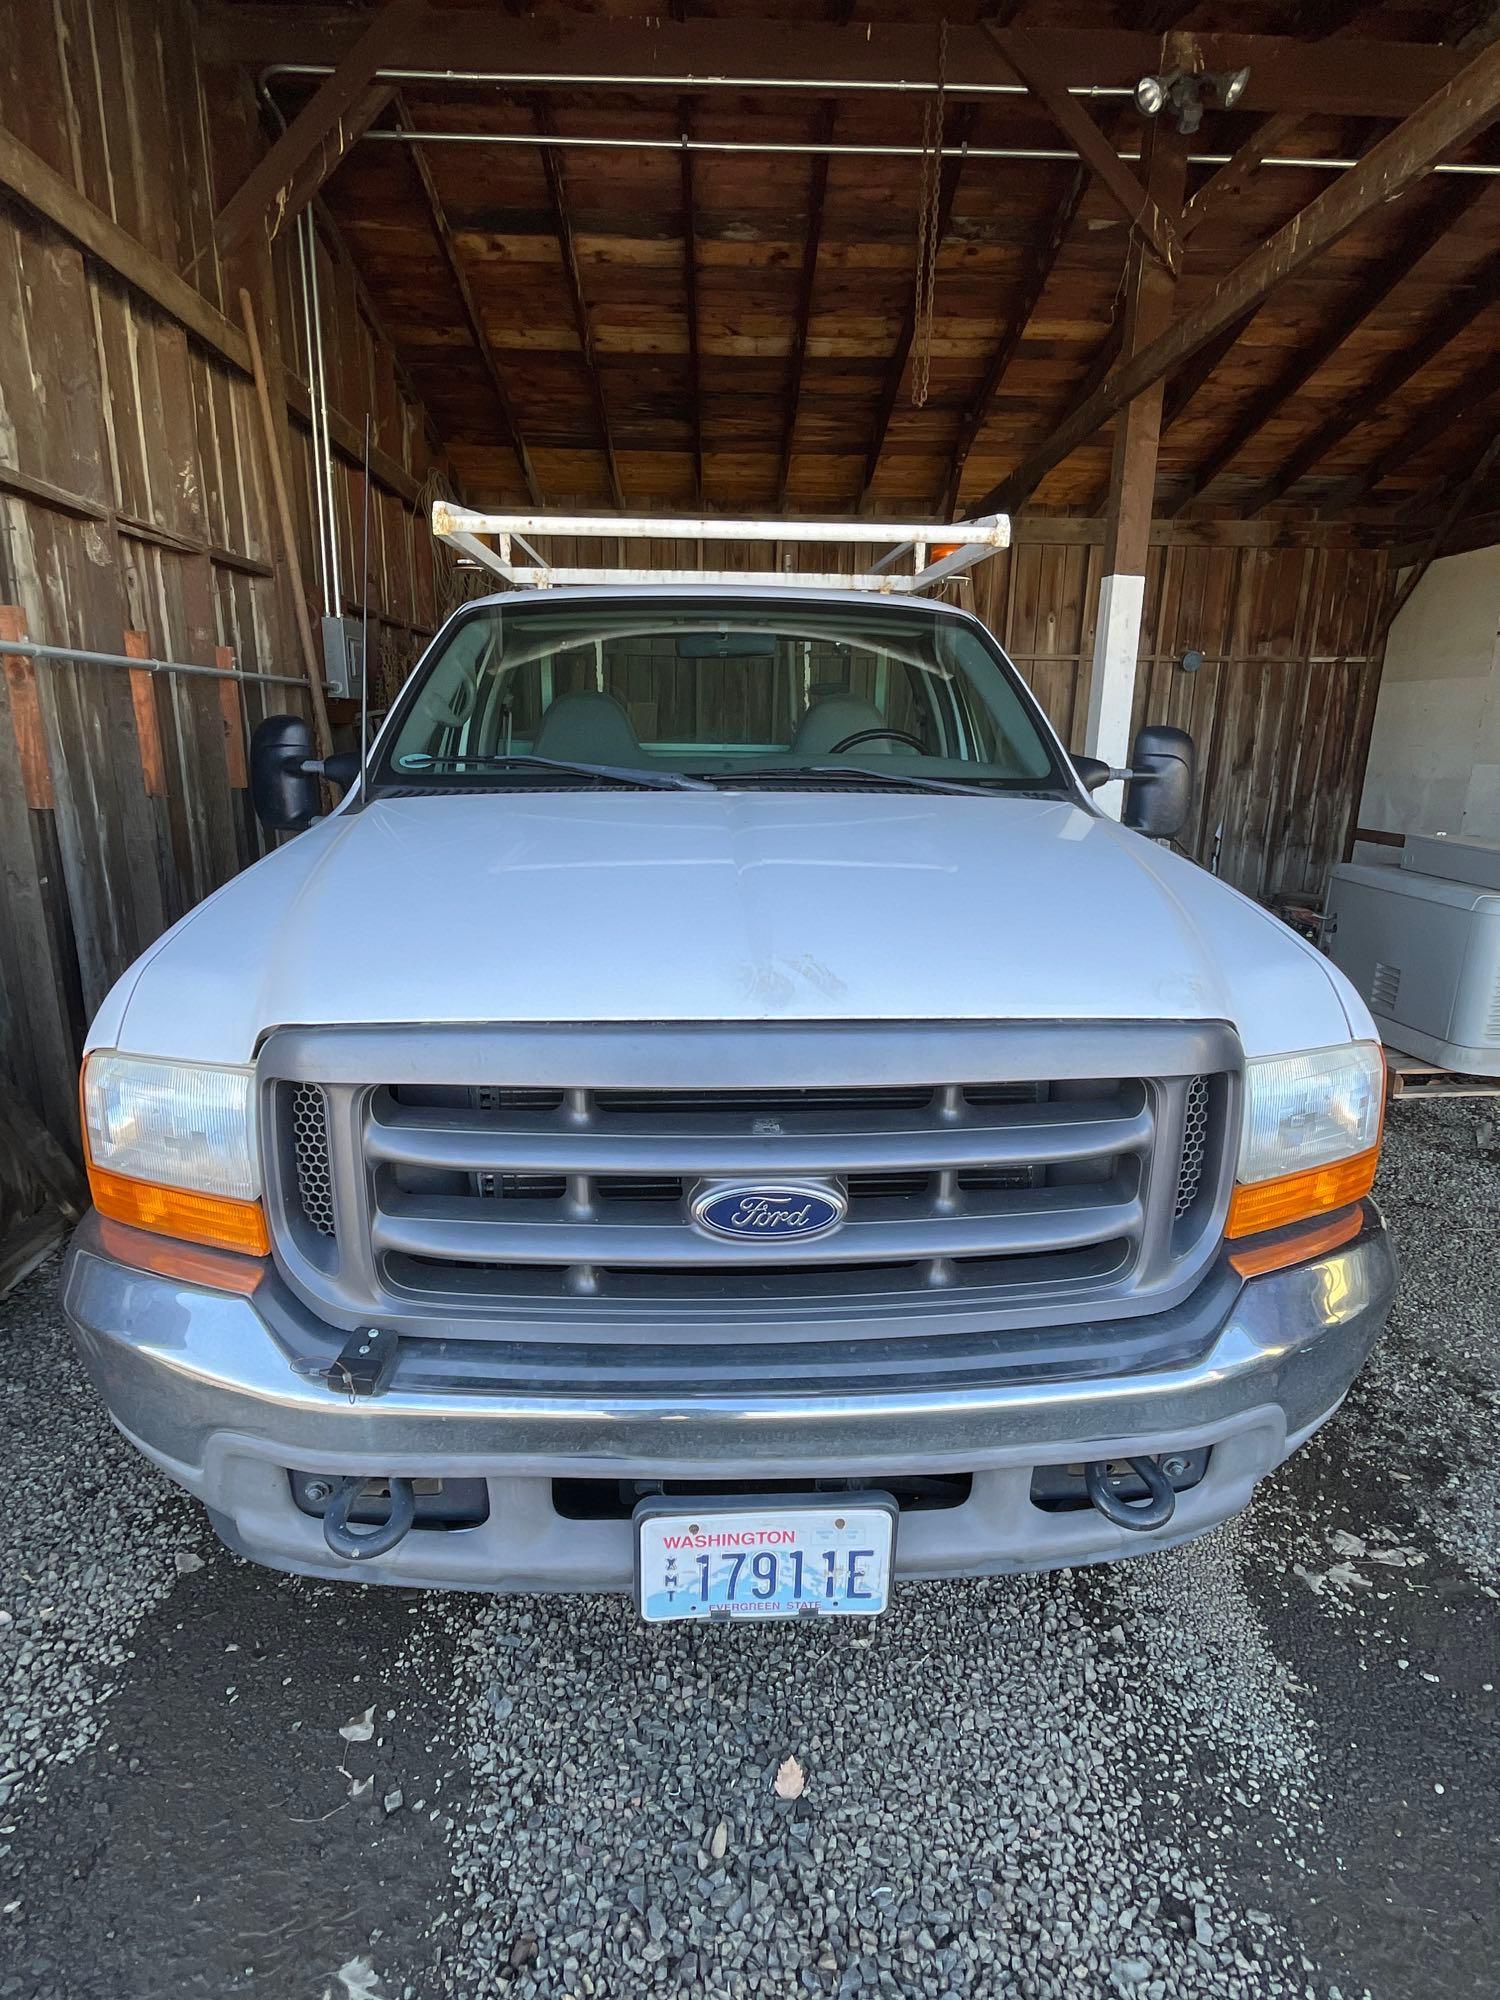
[432,505,1010,596]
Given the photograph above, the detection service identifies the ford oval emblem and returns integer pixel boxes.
[690,1180,847,1243]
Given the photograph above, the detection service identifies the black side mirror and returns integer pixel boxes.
[1122,725,1195,841]
[251,714,322,833]
[1072,755,1113,794]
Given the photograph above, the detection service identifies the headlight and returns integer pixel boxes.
[81,1053,267,1255]
[1229,1041,1384,1239]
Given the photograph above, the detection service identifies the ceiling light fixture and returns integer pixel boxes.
[1133,66,1252,135]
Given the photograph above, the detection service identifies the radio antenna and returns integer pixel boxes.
[358,410,372,793]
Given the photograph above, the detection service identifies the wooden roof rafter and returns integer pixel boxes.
[1320,348,1500,513]
[776,100,836,513]
[775,0,854,511]
[942,162,1086,520]
[968,31,1500,520]
[677,101,704,509]
[985,25,1185,275]
[531,97,625,511]
[855,103,976,511]
[1240,219,1500,514]
[393,93,544,507]
[211,0,423,260]
[1174,174,1496,515]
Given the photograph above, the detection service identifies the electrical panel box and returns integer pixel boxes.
[1325,852,1500,1077]
[320,615,365,702]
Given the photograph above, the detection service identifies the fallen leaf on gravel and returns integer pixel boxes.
[710,1819,728,1860]
[329,1957,387,2000]
[1326,1562,1373,1592]
[173,1551,204,1575]
[773,1756,805,1800]
[339,1706,376,1743]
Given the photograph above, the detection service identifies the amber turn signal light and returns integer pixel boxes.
[1228,1204,1363,1279]
[1225,1145,1379,1240]
[86,1164,270,1257]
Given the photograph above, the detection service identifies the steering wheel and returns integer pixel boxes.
[827,727,926,754]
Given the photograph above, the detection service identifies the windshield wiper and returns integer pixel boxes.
[398,753,715,793]
[702,765,1060,800]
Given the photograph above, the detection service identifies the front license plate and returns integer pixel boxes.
[634,1494,897,1624]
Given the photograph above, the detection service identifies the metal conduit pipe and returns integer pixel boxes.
[303,213,343,618]
[296,213,335,619]
[264,60,1134,98]
[360,130,1500,175]
[0,638,308,689]
[261,61,1500,177]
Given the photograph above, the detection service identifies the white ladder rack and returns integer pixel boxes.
[431,505,1010,594]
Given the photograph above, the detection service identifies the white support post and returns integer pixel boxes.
[1085,571,1145,819]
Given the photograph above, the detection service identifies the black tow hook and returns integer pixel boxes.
[1084,1456,1178,1532]
[321,1475,416,1561]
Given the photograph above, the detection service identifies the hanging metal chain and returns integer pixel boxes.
[911,16,948,410]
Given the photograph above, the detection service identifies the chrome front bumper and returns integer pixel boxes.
[61,1211,1397,1591]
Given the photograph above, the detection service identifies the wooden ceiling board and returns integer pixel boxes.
[298,0,1500,518]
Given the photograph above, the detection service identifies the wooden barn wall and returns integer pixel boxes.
[0,0,445,1156]
[969,537,1391,903]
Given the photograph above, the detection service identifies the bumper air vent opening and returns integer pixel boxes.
[552,1472,974,1521]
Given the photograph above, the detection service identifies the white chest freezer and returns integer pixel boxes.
[1324,838,1500,1076]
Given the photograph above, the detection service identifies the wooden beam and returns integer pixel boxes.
[987,27,1183,274]
[968,34,1500,519]
[776,0,851,508]
[0,120,249,373]
[394,95,543,506]
[1085,120,1188,793]
[202,11,1474,120]
[1160,316,1251,432]
[1284,1,1373,34]
[212,0,423,260]
[1240,234,1500,514]
[1318,349,1500,512]
[1100,123,1189,579]
[1180,115,1306,237]
[777,103,835,512]
[532,100,624,511]
[1178,176,1493,512]
[857,106,975,507]
[943,165,1086,518]
[679,99,704,508]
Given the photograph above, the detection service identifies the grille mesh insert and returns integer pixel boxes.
[291,1084,336,1237]
[1173,1075,1210,1221]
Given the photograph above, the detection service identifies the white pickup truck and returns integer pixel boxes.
[64,575,1394,1622]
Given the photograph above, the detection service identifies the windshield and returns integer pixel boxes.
[376,598,1069,793]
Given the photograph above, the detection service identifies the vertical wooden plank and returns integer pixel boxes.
[0,606,54,809]
[123,627,166,797]
[215,645,248,790]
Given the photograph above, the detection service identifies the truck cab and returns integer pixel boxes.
[64,573,1395,1621]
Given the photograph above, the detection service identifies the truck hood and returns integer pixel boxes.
[97,792,1364,1064]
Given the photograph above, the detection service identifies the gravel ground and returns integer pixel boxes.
[1,1100,1495,2000]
